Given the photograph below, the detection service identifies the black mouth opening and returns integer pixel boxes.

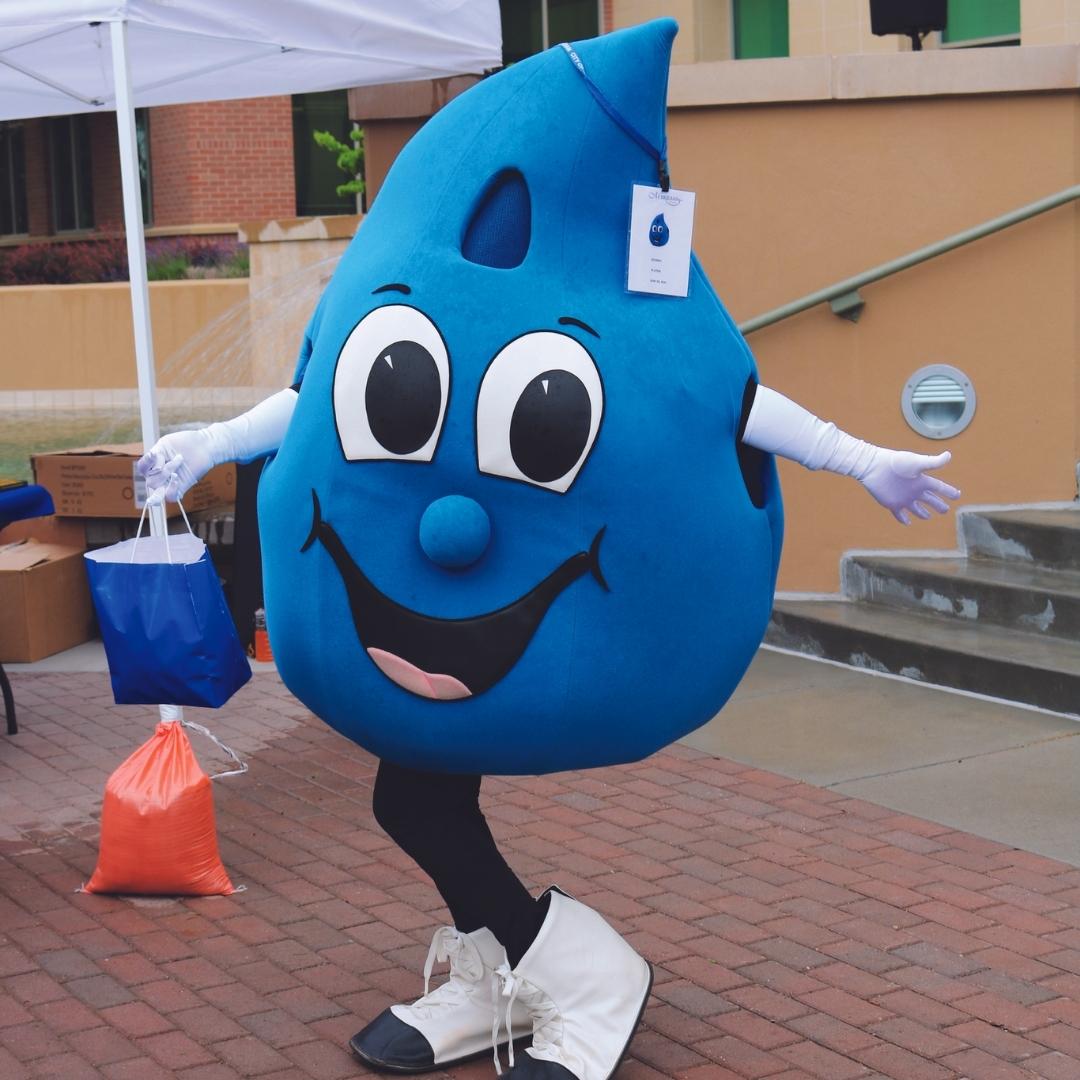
[302,490,607,699]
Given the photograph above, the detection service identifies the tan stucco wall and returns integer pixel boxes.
[0,279,250,391]
[668,66,1079,591]
[1022,0,1080,45]
[614,0,700,63]
[363,119,427,210]
[0,216,358,407]
[239,215,359,388]
[789,0,904,56]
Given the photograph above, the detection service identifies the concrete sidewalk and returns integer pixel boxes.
[687,648,1080,868]
[3,656,1080,1078]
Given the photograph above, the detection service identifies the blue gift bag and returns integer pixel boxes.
[85,505,251,708]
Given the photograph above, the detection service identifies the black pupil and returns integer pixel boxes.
[510,369,591,484]
[365,340,442,455]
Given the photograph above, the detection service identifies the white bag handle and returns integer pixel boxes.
[181,719,249,780]
[131,496,195,565]
[158,704,248,780]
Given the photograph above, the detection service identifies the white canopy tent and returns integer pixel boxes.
[0,2,502,119]
[0,0,501,453]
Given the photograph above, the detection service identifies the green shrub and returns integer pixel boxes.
[313,125,365,198]
[147,254,189,280]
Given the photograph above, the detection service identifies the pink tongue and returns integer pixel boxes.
[367,648,472,701]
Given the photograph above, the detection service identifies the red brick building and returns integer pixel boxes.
[148,98,298,229]
[1,94,339,242]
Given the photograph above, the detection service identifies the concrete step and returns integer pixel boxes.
[961,506,1080,572]
[767,599,1080,716]
[843,554,1080,641]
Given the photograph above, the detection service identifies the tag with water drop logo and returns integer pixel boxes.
[628,184,696,297]
[649,213,670,247]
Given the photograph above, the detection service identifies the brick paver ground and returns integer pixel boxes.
[4,670,1080,1079]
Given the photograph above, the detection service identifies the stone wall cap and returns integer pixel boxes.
[238,215,363,245]
[670,44,1080,108]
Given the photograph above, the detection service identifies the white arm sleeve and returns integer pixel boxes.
[741,385,878,479]
[741,384,960,525]
[137,388,299,503]
[202,387,299,465]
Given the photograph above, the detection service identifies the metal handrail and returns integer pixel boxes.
[738,184,1080,335]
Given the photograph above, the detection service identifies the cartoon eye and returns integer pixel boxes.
[476,331,603,493]
[333,305,449,461]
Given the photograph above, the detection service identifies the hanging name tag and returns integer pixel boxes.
[627,184,696,298]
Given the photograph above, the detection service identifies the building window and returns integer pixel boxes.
[0,122,28,237]
[49,115,94,232]
[942,0,1020,46]
[734,0,789,59]
[136,108,152,226]
[293,90,358,217]
[500,0,600,64]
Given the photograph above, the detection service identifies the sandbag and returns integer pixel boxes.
[84,721,235,896]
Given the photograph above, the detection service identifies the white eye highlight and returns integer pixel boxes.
[333,305,449,462]
[476,331,603,493]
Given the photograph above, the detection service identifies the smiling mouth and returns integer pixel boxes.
[301,490,607,701]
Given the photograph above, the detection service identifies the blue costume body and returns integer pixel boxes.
[258,19,783,776]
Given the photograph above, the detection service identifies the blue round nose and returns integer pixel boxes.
[419,495,491,569]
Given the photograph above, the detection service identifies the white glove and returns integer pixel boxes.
[854,447,959,525]
[742,385,960,525]
[137,388,298,504]
[138,428,216,505]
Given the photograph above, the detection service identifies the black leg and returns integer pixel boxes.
[372,760,544,964]
[0,662,15,735]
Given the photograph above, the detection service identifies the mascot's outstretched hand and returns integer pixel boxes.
[137,388,298,504]
[743,385,960,525]
[855,447,957,525]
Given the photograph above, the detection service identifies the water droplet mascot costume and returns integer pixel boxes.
[140,19,958,1079]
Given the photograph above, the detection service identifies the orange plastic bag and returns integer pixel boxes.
[85,721,235,896]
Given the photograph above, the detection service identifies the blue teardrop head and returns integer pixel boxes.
[649,213,669,247]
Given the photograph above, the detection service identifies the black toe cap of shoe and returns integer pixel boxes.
[348,1009,436,1073]
[506,1056,578,1079]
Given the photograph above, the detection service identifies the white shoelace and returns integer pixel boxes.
[410,927,483,1019]
[490,963,518,1075]
[490,963,582,1077]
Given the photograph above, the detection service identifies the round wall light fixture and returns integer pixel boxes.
[902,364,975,439]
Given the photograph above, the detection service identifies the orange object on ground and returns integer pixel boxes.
[253,627,273,663]
[84,721,235,896]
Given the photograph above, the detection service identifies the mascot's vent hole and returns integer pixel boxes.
[462,169,530,269]
[737,376,768,510]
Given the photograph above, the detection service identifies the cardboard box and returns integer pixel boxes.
[0,539,96,662]
[0,514,86,549]
[31,444,235,519]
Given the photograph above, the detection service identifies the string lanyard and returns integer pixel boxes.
[560,42,670,192]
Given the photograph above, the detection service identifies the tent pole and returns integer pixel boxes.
[109,20,181,726]
[108,20,159,461]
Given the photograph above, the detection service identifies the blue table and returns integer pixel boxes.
[1,483,55,735]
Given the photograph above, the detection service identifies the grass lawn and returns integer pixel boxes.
[0,408,236,482]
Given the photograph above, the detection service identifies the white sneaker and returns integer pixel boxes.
[491,889,653,1080]
[350,924,532,1073]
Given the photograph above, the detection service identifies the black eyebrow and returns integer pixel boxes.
[373,283,411,295]
[558,316,599,338]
